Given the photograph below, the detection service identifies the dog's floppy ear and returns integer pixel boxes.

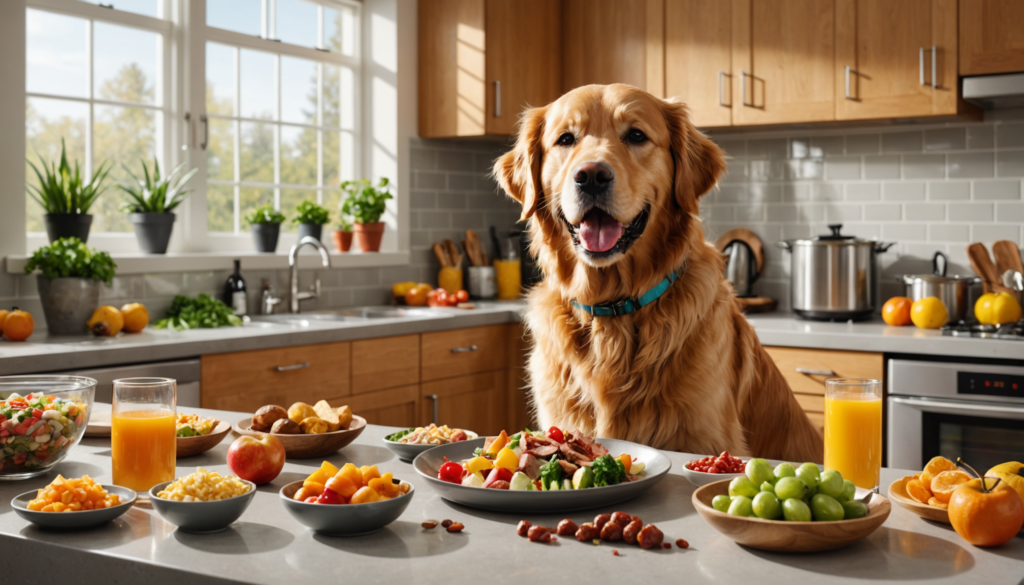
[493,105,547,221]
[662,100,726,213]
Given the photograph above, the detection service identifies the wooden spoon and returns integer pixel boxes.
[992,240,1024,275]
[967,243,1014,294]
[433,242,451,267]
[444,239,462,269]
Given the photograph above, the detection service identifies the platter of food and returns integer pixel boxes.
[412,426,671,513]
[175,414,231,457]
[233,400,365,458]
[383,423,477,462]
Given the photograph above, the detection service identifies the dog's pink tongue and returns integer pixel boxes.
[579,210,624,253]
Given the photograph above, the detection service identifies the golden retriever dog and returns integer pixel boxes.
[493,84,822,462]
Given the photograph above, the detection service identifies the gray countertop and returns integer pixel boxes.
[1,405,1021,584]
[0,303,1020,376]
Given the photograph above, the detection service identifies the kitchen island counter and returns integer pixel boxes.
[0,406,1020,584]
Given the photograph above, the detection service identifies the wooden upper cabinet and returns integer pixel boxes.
[418,0,561,138]
[562,0,665,97]
[731,0,836,125]
[960,0,1024,75]
[664,0,733,128]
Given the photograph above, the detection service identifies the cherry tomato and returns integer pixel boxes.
[438,461,465,484]
[450,430,467,442]
[316,488,342,505]
[427,289,448,308]
[304,496,319,503]
[455,290,470,303]
[445,292,459,307]
[546,426,565,443]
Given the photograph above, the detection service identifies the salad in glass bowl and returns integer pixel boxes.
[0,376,95,480]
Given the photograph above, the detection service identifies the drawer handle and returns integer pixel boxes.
[451,345,479,353]
[796,367,835,376]
[274,362,311,372]
[428,394,439,425]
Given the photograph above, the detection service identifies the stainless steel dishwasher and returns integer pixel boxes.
[48,359,201,407]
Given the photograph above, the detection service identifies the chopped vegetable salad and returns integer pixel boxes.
[1,392,87,474]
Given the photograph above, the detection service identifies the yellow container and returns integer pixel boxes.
[494,259,521,300]
[438,267,463,294]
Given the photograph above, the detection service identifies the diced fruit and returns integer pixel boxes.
[360,465,381,484]
[509,471,532,491]
[905,479,932,504]
[486,430,509,455]
[461,474,483,488]
[301,480,325,496]
[493,447,519,471]
[319,461,340,476]
[466,456,494,476]
[630,461,645,475]
[572,466,595,490]
[930,470,972,504]
[350,486,382,504]
[337,463,364,488]
[316,489,343,505]
[923,456,958,479]
[927,497,948,510]
[325,475,359,498]
[617,454,632,474]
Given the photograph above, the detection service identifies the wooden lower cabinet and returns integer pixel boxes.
[346,385,423,429]
[422,370,507,437]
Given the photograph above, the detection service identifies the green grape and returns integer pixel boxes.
[752,491,782,519]
[818,470,845,499]
[774,462,796,480]
[774,476,809,500]
[746,458,775,486]
[841,500,869,519]
[810,493,845,522]
[782,498,812,522]
[839,479,857,502]
[728,495,754,517]
[760,481,776,494]
[712,494,733,512]
[796,463,820,488]
[728,476,759,499]
[805,484,818,500]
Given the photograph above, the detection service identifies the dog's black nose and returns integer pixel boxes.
[573,161,614,196]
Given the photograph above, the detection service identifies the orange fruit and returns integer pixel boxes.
[949,477,1024,547]
[931,470,972,504]
[919,470,934,492]
[927,497,948,509]
[2,309,34,342]
[404,284,431,306]
[120,303,149,333]
[911,296,949,329]
[906,478,932,503]
[882,296,913,326]
[923,455,958,478]
[0,309,9,335]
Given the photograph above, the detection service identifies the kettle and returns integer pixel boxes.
[723,240,758,297]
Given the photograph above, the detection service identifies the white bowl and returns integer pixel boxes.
[680,462,746,487]
[382,429,478,462]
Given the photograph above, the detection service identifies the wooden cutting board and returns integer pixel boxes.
[84,409,112,438]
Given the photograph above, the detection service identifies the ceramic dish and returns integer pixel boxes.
[692,478,891,553]
[149,480,257,533]
[11,484,136,529]
[681,458,823,487]
[233,415,366,459]
[383,429,478,462]
[412,437,671,513]
[888,475,951,524]
[176,420,231,457]
[280,479,414,536]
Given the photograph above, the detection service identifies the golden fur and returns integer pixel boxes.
[493,84,822,462]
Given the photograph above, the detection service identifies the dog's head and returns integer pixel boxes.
[494,84,725,298]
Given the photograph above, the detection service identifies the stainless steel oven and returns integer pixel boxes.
[888,358,1024,472]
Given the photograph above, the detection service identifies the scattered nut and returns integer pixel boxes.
[441,519,453,528]
[517,520,532,537]
[446,522,465,533]
[676,538,689,549]
[421,521,438,529]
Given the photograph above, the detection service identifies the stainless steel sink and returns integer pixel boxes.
[248,306,445,326]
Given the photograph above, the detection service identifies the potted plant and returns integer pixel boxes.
[119,158,198,254]
[246,204,286,253]
[341,178,393,252]
[26,139,111,244]
[332,216,353,252]
[24,237,116,335]
[292,200,330,242]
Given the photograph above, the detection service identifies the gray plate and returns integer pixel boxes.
[413,437,671,513]
[11,484,137,529]
[279,479,414,536]
[149,480,257,533]
[383,430,478,462]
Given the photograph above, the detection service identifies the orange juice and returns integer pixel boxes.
[824,395,882,489]
[112,409,176,492]
[494,259,521,300]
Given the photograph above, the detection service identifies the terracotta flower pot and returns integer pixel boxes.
[332,230,353,252]
[354,222,385,252]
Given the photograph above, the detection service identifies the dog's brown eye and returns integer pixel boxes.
[626,129,648,144]
[556,133,576,147]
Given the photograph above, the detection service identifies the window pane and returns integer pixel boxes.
[240,49,275,119]
[280,189,317,232]
[206,43,235,116]
[323,130,339,188]
[239,186,274,229]
[93,105,159,232]
[239,122,274,183]
[26,10,88,98]
[25,97,88,232]
[207,118,235,181]
[324,6,356,56]
[280,125,317,186]
[281,57,317,125]
[322,66,353,130]
[79,0,159,18]
[207,184,235,233]
[321,189,342,220]
[94,22,160,105]
[207,0,262,36]
[276,0,318,49]
[340,66,355,130]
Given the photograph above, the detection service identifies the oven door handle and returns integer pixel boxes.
[891,396,1024,420]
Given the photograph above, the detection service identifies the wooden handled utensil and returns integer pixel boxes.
[433,242,451,267]
[967,242,1014,294]
[444,239,462,269]
[992,240,1024,275]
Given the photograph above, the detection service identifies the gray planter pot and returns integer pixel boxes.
[297,223,323,242]
[37,276,101,336]
[251,223,281,253]
[44,213,93,244]
[130,212,176,254]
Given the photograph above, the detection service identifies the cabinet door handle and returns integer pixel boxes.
[796,367,835,376]
[930,45,937,89]
[428,394,439,425]
[494,80,501,118]
[740,70,753,107]
[450,345,479,353]
[718,70,728,107]
[844,65,854,100]
[274,362,310,372]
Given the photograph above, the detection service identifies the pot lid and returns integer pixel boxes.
[814,224,855,241]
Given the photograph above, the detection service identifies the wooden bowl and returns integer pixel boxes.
[692,479,891,553]
[888,476,951,524]
[177,420,232,457]
[232,415,366,459]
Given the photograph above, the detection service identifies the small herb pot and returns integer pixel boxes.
[44,214,93,244]
[130,212,176,254]
[37,276,101,335]
[332,230,353,253]
[354,222,385,252]
[297,223,324,242]
[251,223,281,253]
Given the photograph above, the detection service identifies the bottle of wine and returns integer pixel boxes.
[224,259,247,316]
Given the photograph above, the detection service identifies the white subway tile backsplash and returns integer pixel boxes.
[883,223,927,240]
[736,204,766,222]
[972,224,1022,242]
[996,123,1024,149]
[929,224,970,242]
[882,131,923,153]
[765,205,796,222]
[846,134,880,155]
[996,150,1024,176]
[748,138,789,159]
[905,203,945,221]
[998,202,1024,222]
[924,128,966,151]
[810,135,844,157]
[948,203,994,222]
[825,204,862,221]
[864,204,901,221]
[883,182,926,201]
[974,180,1021,200]
[415,171,446,189]
[846,183,881,201]
[967,125,994,150]
[864,155,900,179]
[903,154,945,179]
[948,152,994,178]
[825,157,861,180]
[929,182,970,201]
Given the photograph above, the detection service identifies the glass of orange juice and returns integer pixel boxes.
[824,378,882,491]
[112,377,176,492]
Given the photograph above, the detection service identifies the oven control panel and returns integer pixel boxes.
[889,358,1024,404]
[958,371,1024,399]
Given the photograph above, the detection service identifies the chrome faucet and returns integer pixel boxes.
[288,236,331,313]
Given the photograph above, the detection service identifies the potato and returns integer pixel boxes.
[335,405,353,430]
[271,418,301,434]
[288,402,317,424]
[313,400,341,432]
[252,405,287,431]
[300,417,329,434]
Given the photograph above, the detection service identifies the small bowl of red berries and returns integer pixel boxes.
[681,452,747,487]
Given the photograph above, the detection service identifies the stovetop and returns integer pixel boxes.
[941,320,1024,340]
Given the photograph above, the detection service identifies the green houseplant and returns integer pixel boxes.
[245,204,286,253]
[332,216,353,253]
[292,200,330,242]
[340,178,393,252]
[26,139,112,244]
[24,238,116,335]
[118,159,198,254]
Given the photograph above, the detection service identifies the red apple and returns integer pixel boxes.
[226,434,285,485]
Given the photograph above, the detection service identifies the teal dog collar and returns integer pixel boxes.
[571,270,679,317]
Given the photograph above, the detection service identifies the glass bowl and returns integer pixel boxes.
[0,376,96,480]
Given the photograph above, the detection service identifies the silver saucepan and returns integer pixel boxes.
[898,251,980,323]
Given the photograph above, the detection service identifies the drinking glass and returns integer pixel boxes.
[111,377,176,492]
[824,378,882,491]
